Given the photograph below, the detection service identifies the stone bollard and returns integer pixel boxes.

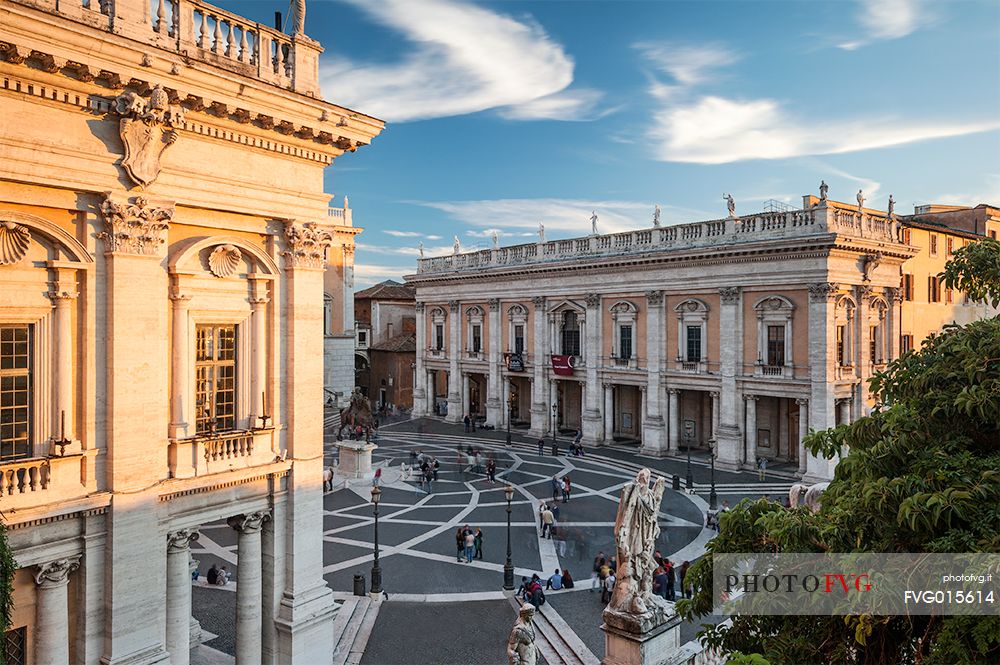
[353,573,366,597]
[672,475,680,490]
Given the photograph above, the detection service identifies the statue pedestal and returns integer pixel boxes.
[336,441,376,478]
[601,608,681,665]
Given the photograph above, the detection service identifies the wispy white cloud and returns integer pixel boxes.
[926,174,1000,208]
[382,230,421,238]
[633,43,1000,164]
[408,198,707,235]
[356,242,452,257]
[321,0,606,123]
[498,88,614,121]
[839,0,930,50]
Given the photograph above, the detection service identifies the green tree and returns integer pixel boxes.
[679,239,1000,664]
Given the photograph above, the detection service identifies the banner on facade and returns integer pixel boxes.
[504,353,525,372]
[551,355,575,376]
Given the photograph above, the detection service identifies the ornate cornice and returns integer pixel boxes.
[98,195,173,256]
[227,511,270,534]
[34,556,81,588]
[166,528,200,553]
[282,222,331,269]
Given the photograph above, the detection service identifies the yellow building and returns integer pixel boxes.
[0,0,382,663]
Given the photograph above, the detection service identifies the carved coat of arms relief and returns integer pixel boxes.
[112,84,185,189]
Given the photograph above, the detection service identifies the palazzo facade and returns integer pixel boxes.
[0,0,382,663]
[408,195,997,481]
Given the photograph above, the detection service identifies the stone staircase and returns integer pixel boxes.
[331,596,381,665]
[508,596,600,665]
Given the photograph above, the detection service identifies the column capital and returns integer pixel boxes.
[415,301,426,313]
[531,296,545,309]
[667,388,679,395]
[795,398,809,406]
[169,286,192,303]
[718,286,740,304]
[744,393,758,401]
[584,293,601,309]
[98,194,173,256]
[488,298,500,312]
[228,511,270,534]
[167,528,200,553]
[248,296,270,306]
[645,290,664,306]
[710,391,720,399]
[34,556,81,588]
[282,221,332,269]
[47,290,79,302]
[449,299,461,313]
[808,282,840,302]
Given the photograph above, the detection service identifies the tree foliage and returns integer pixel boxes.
[939,237,1000,308]
[679,241,1000,664]
[0,521,15,665]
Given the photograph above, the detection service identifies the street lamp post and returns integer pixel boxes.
[503,483,515,590]
[709,440,718,510]
[506,393,513,447]
[551,402,558,455]
[370,485,382,595]
[685,431,693,490]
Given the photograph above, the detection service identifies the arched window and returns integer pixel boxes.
[674,299,708,371]
[609,301,638,366]
[507,304,527,355]
[466,305,484,358]
[753,295,794,377]
[561,311,581,357]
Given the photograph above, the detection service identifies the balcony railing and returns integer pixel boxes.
[169,428,275,478]
[465,350,485,360]
[426,348,447,359]
[760,365,784,377]
[0,450,97,512]
[414,200,905,276]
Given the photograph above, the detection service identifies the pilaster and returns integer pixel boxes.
[446,300,462,422]
[640,291,666,456]
[805,282,839,481]
[486,298,502,427]
[529,296,548,436]
[412,302,427,416]
[714,287,742,470]
[581,293,602,443]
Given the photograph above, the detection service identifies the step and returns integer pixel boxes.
[332,597,372,665]
[343,597,381,665]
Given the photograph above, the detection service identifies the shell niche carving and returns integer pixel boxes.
[0,221,31,265]
[208,244,242,278]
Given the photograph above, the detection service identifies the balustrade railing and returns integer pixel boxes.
[1,457,49,497]
[761,365,784,377]
[415,202,906,275]
[203,431,254,462]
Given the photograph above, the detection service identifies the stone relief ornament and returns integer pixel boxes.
[604,468,673,634]
[112,84,185,188]
[98,195,173,255]
[507,603,537,665]
[808,282,839,302]
[208,244,242,278]
[719,286,740,304]
[0,221,31,265]
[282,223,332,268]
[34,556,81,588]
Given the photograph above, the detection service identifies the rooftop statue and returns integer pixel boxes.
[857,189,865,210]
[724,193,736,218]
[653,204,661,227]
[819,180,828,201]
[590,211,599,235]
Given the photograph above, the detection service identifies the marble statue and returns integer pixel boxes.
[492,229,500,250]
[293,0,306,35]
[724,193,736,218]
[453,235,460,255]
[343,194,349,209]
[653,204,661,227]
[538,223,545,244]
[857,189,865,210]
[887,194,895,217]
[788,481,830,512]
[819,180,828,201]
[590,211,599,235]
[418,241,424,259]
[507,603,537,665]
[603,468,673,635]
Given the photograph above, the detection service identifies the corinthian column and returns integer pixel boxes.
[166,529,199,664]
[34,556,81,665]
[228,511,269,665]
[446,300,462,422]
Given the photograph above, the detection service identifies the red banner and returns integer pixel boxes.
[551,355,575,376]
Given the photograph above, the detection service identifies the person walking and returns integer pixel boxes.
[486,457,497,483]
[372,467,382,487]
[537,438,545,456]
[602,570,615,604]
[432,458,440,481]
[590,553,605,593]
[474,528,484,560]
[464,529,476,563]
[665,559,675,601]
[551,476,560,503]
[541,506,555,539]
[455,528,465,562]
[464,414,471,432]
[757,456,768,481]
[679,560,692,599]
[424,465,434,493]
[562,476,571,503]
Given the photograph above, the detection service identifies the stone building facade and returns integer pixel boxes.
[0,1,382,663]
[408,194,997,481]
[352,280,416,409]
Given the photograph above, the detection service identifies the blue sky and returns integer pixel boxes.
[219,0,1000,288]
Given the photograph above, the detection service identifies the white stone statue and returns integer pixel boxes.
[293,0,306,35]
[788,482,830,512]
[653,204,661,227]
[453,235,460,255]
[590,211,599,235]
[607,468,670,626]
[857,189,865,210]
[819,180,828,201]
[507,603,537,665]
[343,194,349,209]
[724,193,736,218]
[887,194,895,217]
[492,229,500,250]
[418,241,424,259]
[538,223,545,244]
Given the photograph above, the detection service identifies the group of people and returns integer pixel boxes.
[454,524,484,563]
[591,552,619,602]
[550,475,572,504]
[651,553,692,601]
[405,450,439,492]
[458,445,499,482]
[535,431,587,457]
[201,564,230,586]
[516,568,575,609]
[538,502,561,539]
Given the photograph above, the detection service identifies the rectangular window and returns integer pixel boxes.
[946,237,954,255]
[901,334,913,354]
[195,325,237,435]
[685,325,701,362]
[928,276,940,303]
[619,325,632,360]
[0,325,31,460]
[836,325,846,366]
[435,324,444,351]
[472,325,482,353]
[945,287,953,304]
[902,228,912,244]
[766,325,784,367]
[929,234,938,256]
[561,330,580,357]
[4,626,26,665]
[513,324,524,354]
[991,230,997,240]
[358,331,367,345]
[869,326,878,363]
[902,274,914,301]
